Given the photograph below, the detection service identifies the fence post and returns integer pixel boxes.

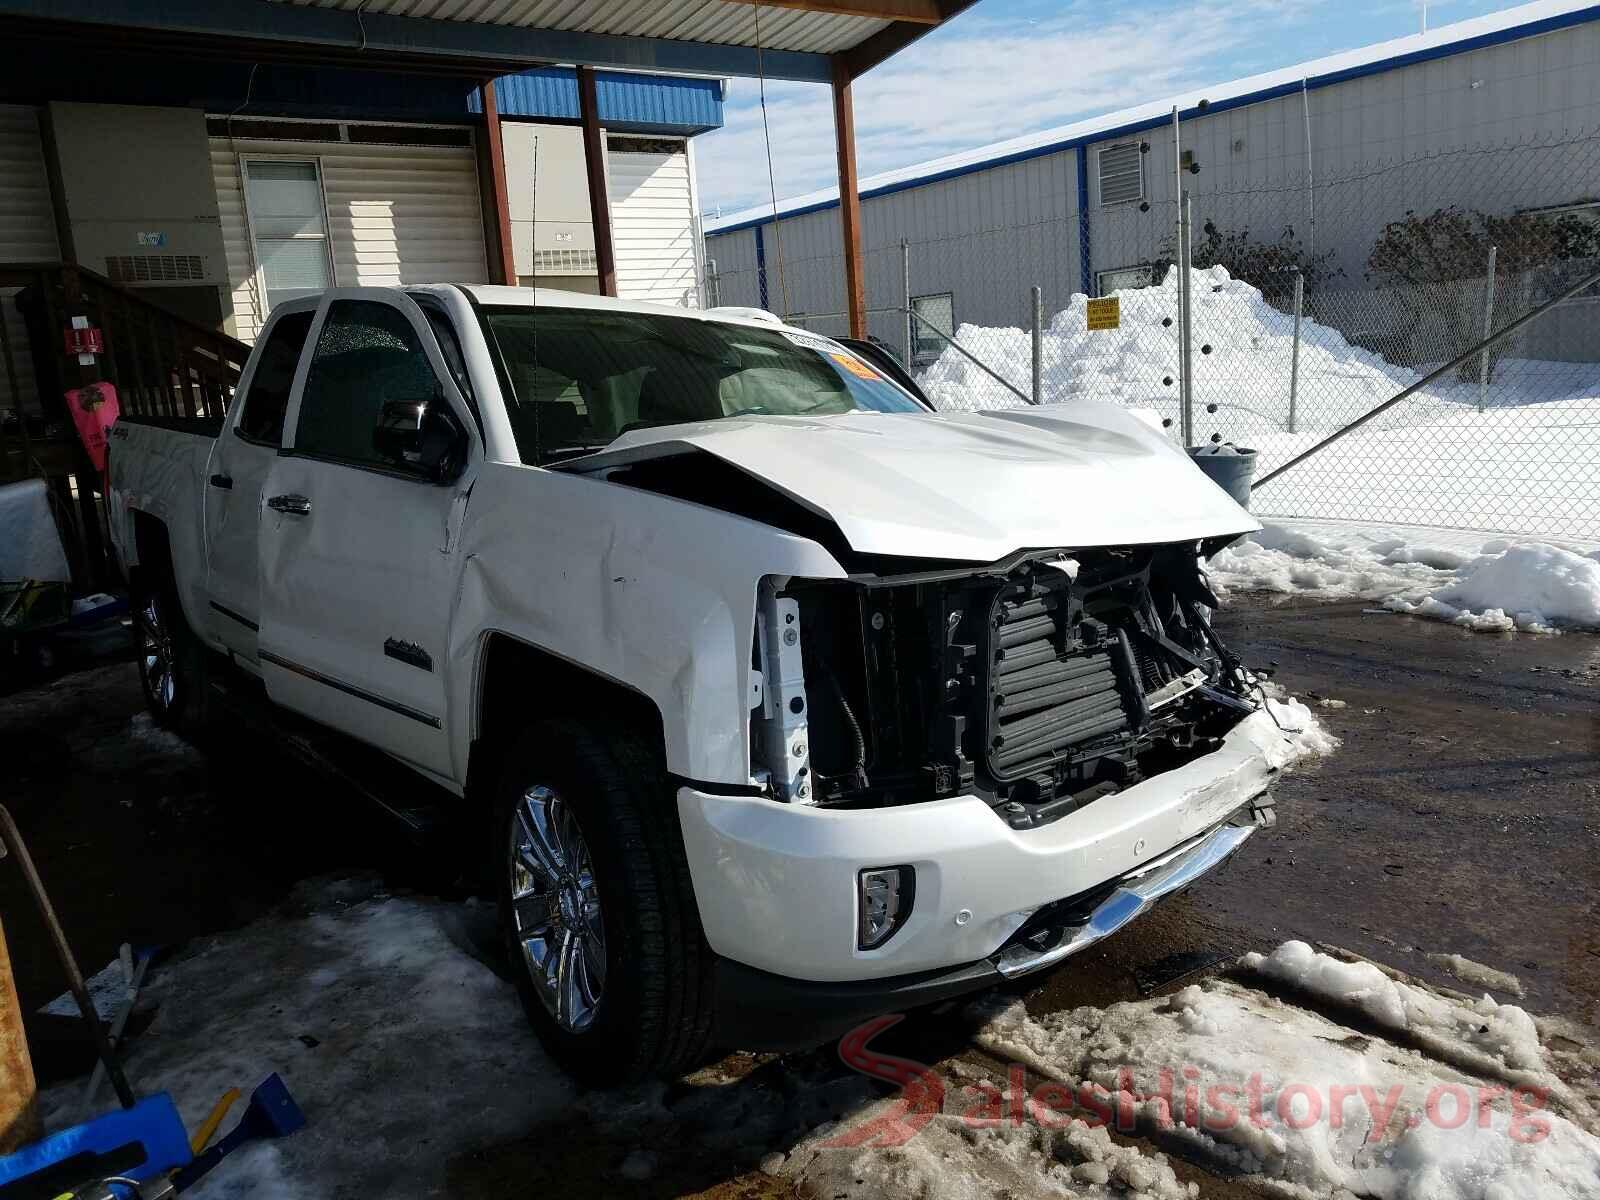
[1177,193,1195,447]
[900,238,912,364]
[1477,244,1498,412]
[1030,285,1043,405]
[1287,271,1303,434]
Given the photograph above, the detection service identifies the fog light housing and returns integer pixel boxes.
[857,866,915,950]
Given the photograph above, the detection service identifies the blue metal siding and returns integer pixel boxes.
[471,68,723,135]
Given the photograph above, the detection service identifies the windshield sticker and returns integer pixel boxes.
[780,329,840,353]
[829,351,881,382]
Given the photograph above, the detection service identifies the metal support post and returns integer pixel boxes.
[901,238,912,364]
[1478,244,1498,412]
[1177,193,1195,447]
[1288,271,1304,434]
[1030,285,1044,405]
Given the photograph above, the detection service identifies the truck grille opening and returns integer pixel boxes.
[762,544,1256,826]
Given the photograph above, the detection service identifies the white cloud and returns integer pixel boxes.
[695,1,1321,217]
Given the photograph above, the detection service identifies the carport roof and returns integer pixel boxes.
[0,0,977,83]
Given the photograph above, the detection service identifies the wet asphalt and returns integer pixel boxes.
[1,596,1596,1196]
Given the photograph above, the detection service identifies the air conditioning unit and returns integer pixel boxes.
[49,103,227,324]
[501,122,600,282]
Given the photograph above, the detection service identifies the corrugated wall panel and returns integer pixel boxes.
[479,69,723,134]
[712,15,1600,331]
[0,105,59,263]
[609,145,700,307]
[1,104,60,417]
[210,134,489,342]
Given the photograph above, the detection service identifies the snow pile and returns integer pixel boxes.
[42,877,574,1198]
[782,1071,1197,1200]
[1240,942,1553,1084]
[1385,542,1600,633]
[973,945,1600,1199]
[919,264,1413,425]
[913,267,1600,540]
[1252,686,1340,765]
[1207,521,1600,632]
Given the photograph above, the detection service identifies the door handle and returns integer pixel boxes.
[209,473,233,490]
[266,493,312,516]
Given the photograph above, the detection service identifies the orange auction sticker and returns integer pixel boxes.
[830,352,880,381]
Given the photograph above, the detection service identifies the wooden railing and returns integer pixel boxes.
[0,264,250,585]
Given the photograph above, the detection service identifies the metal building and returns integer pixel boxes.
[705,0,1600,363]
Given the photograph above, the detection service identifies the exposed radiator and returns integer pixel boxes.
[984,578,1132,780]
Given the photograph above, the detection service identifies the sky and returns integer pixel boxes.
[694,0,1521,219]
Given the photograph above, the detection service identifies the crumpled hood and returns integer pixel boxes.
[566,401,1260,563]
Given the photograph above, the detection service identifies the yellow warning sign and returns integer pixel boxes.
[1086,296,1121,331]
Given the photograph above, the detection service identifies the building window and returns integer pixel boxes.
[1095,264,1158,296]
[1097,142,1144,207]
[243,159,333,313]
[911,292,954,362]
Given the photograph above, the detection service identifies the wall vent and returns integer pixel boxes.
[105,254,206,284]
[533,247,598,274]
[1097,142,1145,206]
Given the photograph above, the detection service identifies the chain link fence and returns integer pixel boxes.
[706,126,1600,541]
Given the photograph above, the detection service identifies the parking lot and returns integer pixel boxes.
[4,595,1596,1196]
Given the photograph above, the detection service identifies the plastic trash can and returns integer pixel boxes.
[1188,443,1257,509]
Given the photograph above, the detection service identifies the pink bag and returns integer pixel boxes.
[65,381,121,474]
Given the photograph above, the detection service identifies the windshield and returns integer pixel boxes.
[478,306,927,463]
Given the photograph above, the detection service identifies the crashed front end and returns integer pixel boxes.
[749,542,1261,824]
[678,538,1288,1048]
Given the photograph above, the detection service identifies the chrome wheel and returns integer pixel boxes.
[138,591,176,714]
[509,784,606,1033]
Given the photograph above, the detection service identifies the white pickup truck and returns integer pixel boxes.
[108,284,1287,1082]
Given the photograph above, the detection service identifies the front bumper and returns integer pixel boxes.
[678,709,1288,985]
[711,810,1266,1051]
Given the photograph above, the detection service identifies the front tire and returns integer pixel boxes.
[494,720,715,1084]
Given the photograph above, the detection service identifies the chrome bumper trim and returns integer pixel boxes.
[992,817,1258,979]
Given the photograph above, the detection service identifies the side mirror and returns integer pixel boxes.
[374,394,468,483]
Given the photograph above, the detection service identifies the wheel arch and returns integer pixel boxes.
[467,631,669,792]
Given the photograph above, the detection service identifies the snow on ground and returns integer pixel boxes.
[920,264,1417,424]
[1207,519,1600,632]
[781,1087,1198,1200]
[1255,683,1341,764]
[973,942,1600,1199]
[41,877,574,1198]
[916,265,1600,540]
[1240,942,1562,1097]
[1427,953,1525,998]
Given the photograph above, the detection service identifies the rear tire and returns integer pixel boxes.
[494,719,715,1084]
[131,548,212,738]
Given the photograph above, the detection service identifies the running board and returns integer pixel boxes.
[207,671,456,839]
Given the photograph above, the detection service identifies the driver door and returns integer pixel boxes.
[256,289,478,782]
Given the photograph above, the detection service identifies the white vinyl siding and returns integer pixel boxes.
[0,105,60,418]
[608,140,700,307]
[211,132,489,342]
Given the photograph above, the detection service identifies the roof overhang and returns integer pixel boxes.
[0,0,975,83]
